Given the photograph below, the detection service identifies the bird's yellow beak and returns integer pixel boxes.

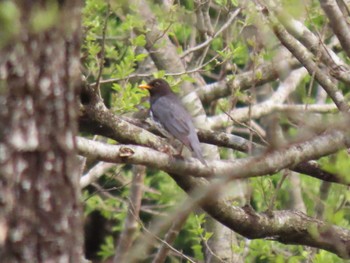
[138,84,151,90]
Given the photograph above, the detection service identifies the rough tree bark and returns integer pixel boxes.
[0,1,83,262]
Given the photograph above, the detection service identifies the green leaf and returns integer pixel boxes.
[132,34,147,47]
[231,0,238,6]
[135,53,148,62]
[97,236,115,260]
[153,70,166,79]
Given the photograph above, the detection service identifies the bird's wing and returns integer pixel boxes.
[151,95,192,144]
[151,95,206,164]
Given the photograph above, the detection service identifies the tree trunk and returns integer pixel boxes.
[0,1,83,262]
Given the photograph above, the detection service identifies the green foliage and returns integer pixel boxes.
[184,213,214,261]
[82,0,152,114]
[313,249,345,263]
[319,150,350,184]
[281,0,305,19]
[0,1,20,47]
[250,171,294,211]
[81,0,350,261]
[97,236,115,260]
[111,82,146,113]
[144,170,184,205]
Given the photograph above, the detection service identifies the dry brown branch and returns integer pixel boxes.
[114,166,146,262]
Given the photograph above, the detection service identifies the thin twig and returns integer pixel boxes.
[267,169,290,214]
[140,219,197,263]
[220,106,268,145]
[89,52,221,87]
[181,8,241,58]
[152,213,191,263]
[94,2,111,96]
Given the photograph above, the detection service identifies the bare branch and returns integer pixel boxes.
[126,160,350,261]
[181,8,241,58]
[94,2,111,96]
[273,5,350,84]
[77,124,350,184]
[152,212,190,263]
[197,129,264,153]
[319,0,350,58]
[208,68,308,128]
[123,115,264,153]
[114,165,145,262]
[194,0,214,36]
[198,58,301,104]
[264,9,350,112]
[80,84,173,153]
[209,103,337,129]
[139,218,197,263]
[80,162,117,188]
[88,57,218,87]
[289,172,307,213]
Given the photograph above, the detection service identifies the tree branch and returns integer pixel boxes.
[181,8,240,58]
[264,7,350,112]
[273,5,350,84]
[152,211,190,263]
[124,152,350,261]
[208,67,308,128]
[319,0,350,59]
[80,83,174,153]
[77,123,350,184]
[80,162,117,188]
[114,165,145,262]
[198,58,301,104]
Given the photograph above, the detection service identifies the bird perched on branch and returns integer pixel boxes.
[139,78,206,165]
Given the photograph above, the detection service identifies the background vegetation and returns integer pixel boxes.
[1,0,350,262]
[79,0,350,262]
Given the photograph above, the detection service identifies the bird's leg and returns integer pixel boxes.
[173,143,185,159]
[178,144,184,156]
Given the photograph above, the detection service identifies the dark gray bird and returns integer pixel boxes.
[139,79,206,165]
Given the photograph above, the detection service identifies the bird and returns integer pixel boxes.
[139,78,206,165]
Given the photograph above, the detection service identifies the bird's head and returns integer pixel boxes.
[138,78,172,96]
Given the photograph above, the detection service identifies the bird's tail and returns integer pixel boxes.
[191,140,207,165]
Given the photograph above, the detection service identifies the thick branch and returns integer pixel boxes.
[177,172,350,258]
[80,84,174,153]
[79,88,345,186]
[77,125,350,184]
[320,0,350,58]
[80,162,117,188]
[270,16,349,112]
[198,58,301,104]
[274,6,350,84]
[208,68,308,128]
[209,103,337,129]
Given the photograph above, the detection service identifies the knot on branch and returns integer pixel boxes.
[119,146,135,157]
